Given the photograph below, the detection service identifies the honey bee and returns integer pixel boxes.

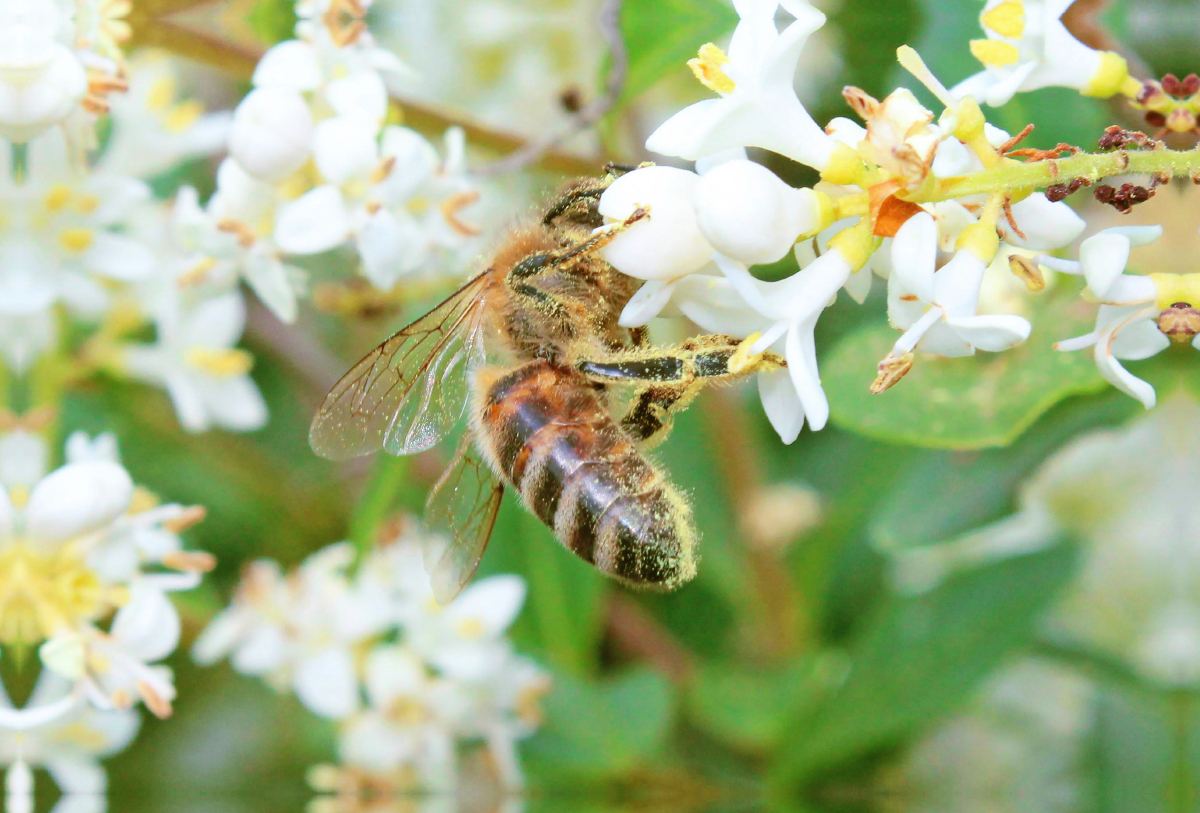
[309,168,782,602]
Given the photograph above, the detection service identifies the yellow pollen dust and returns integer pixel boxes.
[688,43,736,95]
[44,185,73,213]
[387,696,429,726]
[164,100,204,134]
[456,618,486,639]
[185,347,254,377]
[146,76,177,111]
[0,545,122,646]
[59,228,95,253]
[981,1,1025,39]
[970,39,1021,67]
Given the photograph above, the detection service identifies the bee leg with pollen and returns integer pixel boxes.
[576,334,785,444]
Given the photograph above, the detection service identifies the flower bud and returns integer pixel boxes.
[598,166,714,281]
[694,160,819,265]
[0,45,88,142]
[228,87,314,182]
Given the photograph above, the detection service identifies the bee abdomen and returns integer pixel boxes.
[478,361,697,589]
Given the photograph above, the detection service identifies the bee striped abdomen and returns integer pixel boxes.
[477,360,697,589]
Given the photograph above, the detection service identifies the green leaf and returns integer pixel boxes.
[822,293,1107,450]
[247,0,298,47]
[869,390,1140,552]
[525,667,674,781]
[616,0,738,104]
[770,542,1078,785]
[831,0,920,99]
[686,658,837,753]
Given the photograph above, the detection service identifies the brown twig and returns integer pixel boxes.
[127,0,604,177]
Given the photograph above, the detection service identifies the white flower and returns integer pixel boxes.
[251,23,412,128]
[337,646,463,788]
[171,160,302,323]
[0,450,210,717]
[1047,226,1172,408]
[0,673,139,795]
[97,52,231,180]
[887,212,1031,358]
[1055,304,1167,409]
[227,87,315,182]
[645,0,837,171]
[952,0,1125,107]
[274,125,481,289]
[402,576,526,681]
[693,159,824,265]
[119,292,269,433]
[597,166,714,281]
[0,1,88,143]
[1037,226,1161,303]
[194,542,392,720]
[0,129,156,368]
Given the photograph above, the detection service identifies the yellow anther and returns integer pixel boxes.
[129,486,160,514]
[185,347,254,377]
[75,195,100,214]
[729,332,765,375]
[1008,254,1046,291]
[1082,51,1132,99]
[43,185,73,212]
[981,1,1025,39]
[58,228,95,253]
[178,256,219,287]
[162,505,208,534]
[164,100,204,133]
[146,76,176,110]
[970,39,1021,67]
[688,43,736,95]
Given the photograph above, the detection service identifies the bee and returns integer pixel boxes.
[309,168,782,602]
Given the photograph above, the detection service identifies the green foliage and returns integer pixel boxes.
[247,0,298,46]
[822,292,1108,450]
[616,0,738,104]
[771,542,1079,785]
[525,667,674,781]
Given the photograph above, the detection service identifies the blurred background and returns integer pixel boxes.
[34,0,1200,810]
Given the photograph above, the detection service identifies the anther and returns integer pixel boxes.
[871,352,914,394]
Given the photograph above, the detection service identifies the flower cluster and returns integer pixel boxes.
[593,0,1196,436]
[193,0,485,323]
[193,523,549,792]
[0,430,210,797]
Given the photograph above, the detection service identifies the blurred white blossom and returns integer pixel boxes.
[195,522,549,791]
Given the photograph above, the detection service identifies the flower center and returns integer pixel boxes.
[688,43,736,95]
[0,544,128,645]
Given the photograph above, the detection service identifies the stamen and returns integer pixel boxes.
[161,506,208,534]
[871,351,915,394]
[980,0,1026,39]
[688,43,736,95]
[969,39,1021,68]
[1008,255,1045,291]
[896,46,956,108]
[439,190,483,237]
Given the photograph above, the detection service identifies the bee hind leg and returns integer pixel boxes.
[576,334,785,445]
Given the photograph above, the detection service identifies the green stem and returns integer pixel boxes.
[347,454,415,566]
[918,146,1200,202]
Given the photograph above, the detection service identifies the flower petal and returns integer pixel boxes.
[26,462,133,542]
[294,647,360,719]
[274,186,351,255]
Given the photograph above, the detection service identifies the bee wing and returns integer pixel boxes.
[422,432,505,604]
[309,272,491,460]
